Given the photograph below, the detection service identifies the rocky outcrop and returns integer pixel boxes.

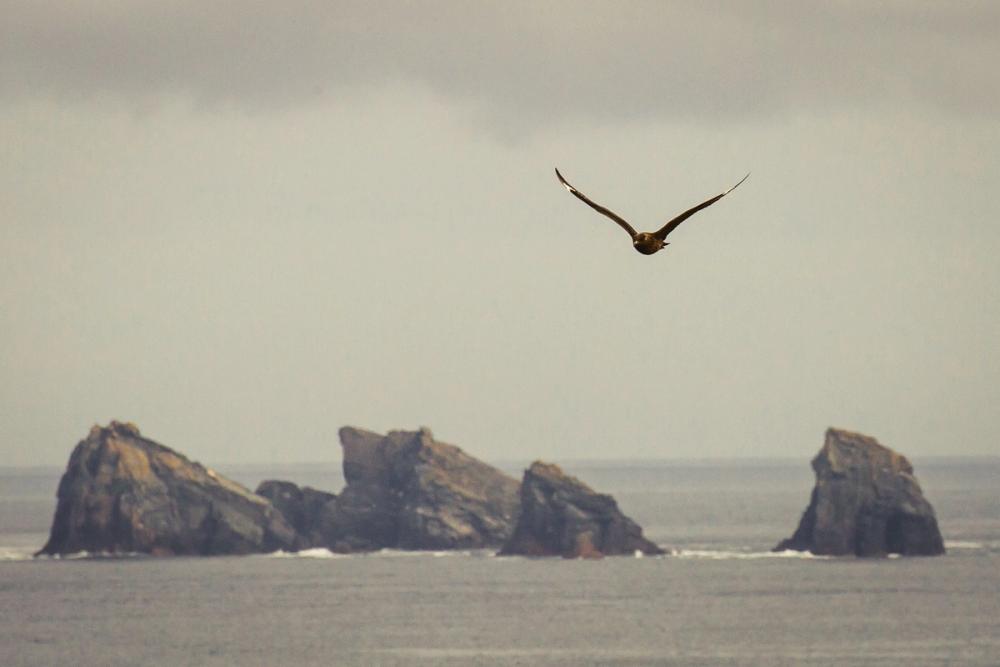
[321,426,521,551]
[498,461,664,558]
[38,421,297,557]
[255,480,336,549]
[776,428,945,557]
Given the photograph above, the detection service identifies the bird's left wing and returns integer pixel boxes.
[555,168,638,239]
[653,172,749,241]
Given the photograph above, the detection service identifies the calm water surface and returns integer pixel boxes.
[2,459,998,666]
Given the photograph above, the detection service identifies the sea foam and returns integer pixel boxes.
[265,548,345,559]
[944,540,985,550]
[672,548,829,560]
[0,547,36,561]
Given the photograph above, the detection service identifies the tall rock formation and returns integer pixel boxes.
[322,426,521,551]
[776,428,945,557]
[38,421,297,556]
[499,461,664,558]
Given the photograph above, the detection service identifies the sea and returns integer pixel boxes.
[1,458,998,666]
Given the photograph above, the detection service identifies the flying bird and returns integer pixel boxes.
[555,168,749,255]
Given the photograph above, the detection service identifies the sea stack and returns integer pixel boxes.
[321,426,521,552]
[776,428,945,557]
[38,421,297,557]
[499,461,664,558]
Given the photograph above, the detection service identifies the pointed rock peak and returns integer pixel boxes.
[817,428,913,477]
[527,460,564,477]
[525,460,594,495]
[87,420,142,441]
[108,420,142,438]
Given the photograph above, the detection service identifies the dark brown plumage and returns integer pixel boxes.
[555,168,749,255]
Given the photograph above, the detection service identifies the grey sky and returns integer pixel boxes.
[2,2,999,466]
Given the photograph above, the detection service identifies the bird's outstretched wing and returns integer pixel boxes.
[555,168,638,239]
[653,172,750,241]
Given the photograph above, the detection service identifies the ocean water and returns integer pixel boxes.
[2,459,998,666]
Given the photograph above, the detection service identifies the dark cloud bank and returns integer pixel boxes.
[3,2,998,126]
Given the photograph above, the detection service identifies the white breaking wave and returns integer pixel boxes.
[266,548,346,559]
[31,550,146,560]
[371,548,481,558]
[944,540,985,550]
[18,543,988,563]
[264,548,488,559]
[0,547,36,561]
[672,548,829,560]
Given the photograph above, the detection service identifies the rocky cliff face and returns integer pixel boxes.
[322,426,521,551]
[776,428,945,557]
[38,422,297,556]
[255,480,336,549]
[499,461,664,558]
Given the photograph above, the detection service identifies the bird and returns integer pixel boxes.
[554,168,749,255]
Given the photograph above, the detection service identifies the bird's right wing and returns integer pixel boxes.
[653,172,750,241]
[555,168,638,239]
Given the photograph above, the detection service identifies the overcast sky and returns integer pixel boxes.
[2,2,999,467]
